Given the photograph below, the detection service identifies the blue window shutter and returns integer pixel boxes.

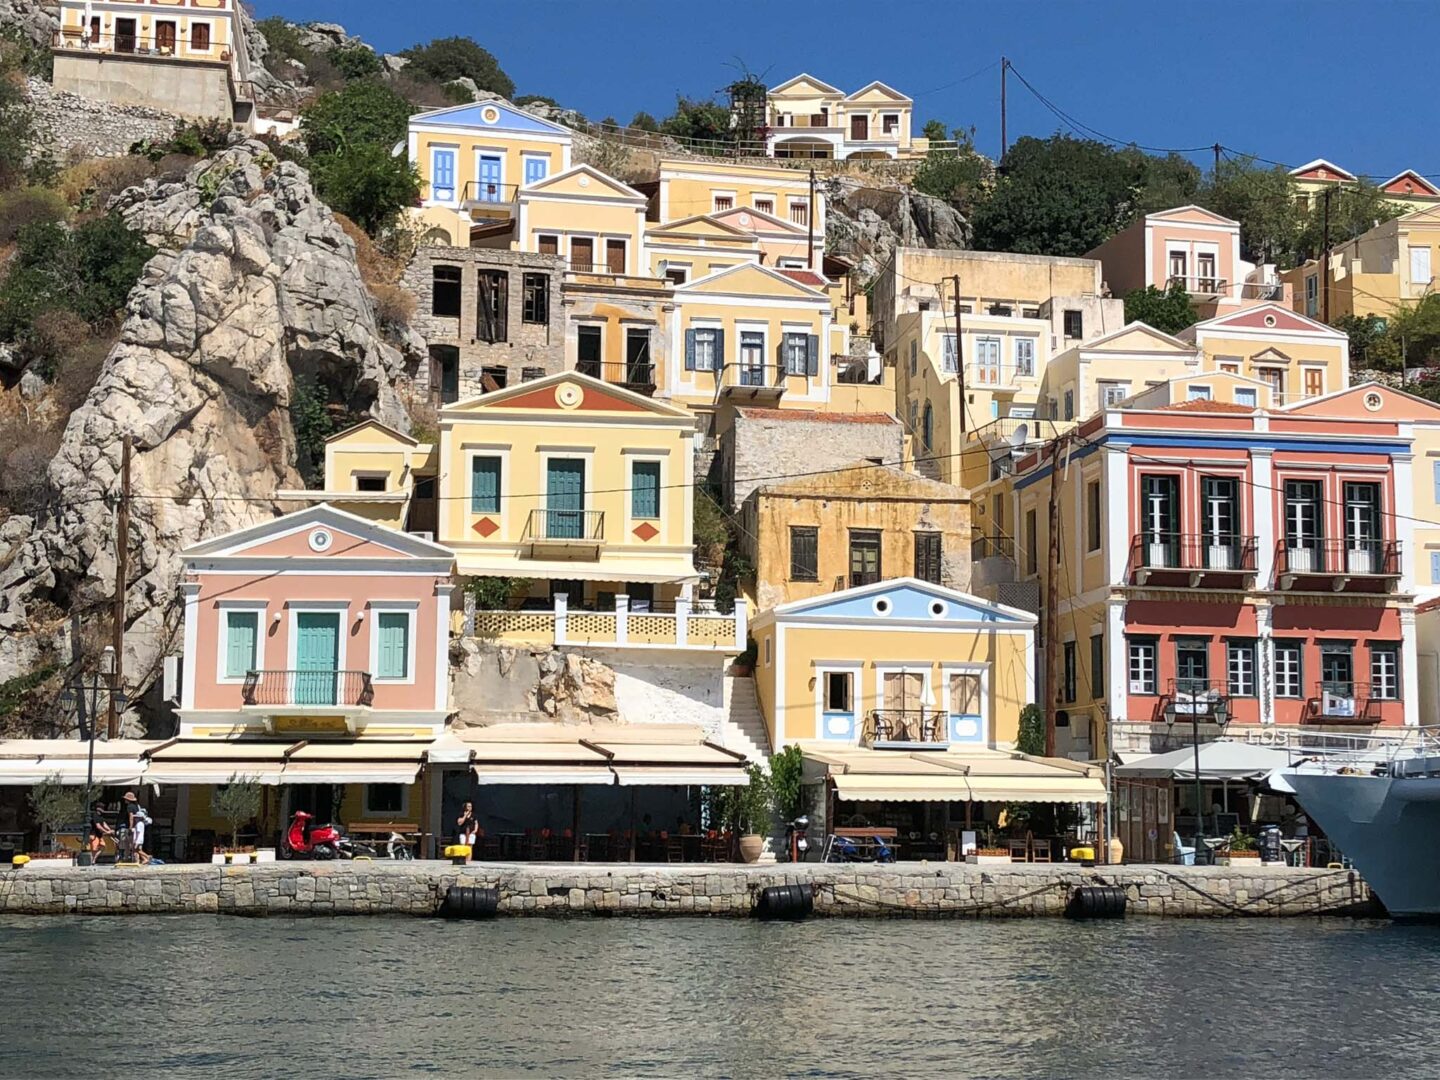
[1432,461,1440,504]
[224,612,257,678]
[807,333,820,376]
[714,328,725,369]
[684,328,696,371]
[1432,551,1440,584]
[376,612,409,678]
[471,456,501,513]
[632,461,660,519]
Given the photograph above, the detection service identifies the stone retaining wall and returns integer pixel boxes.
[0,862,1377,919]
[26,76,182,160]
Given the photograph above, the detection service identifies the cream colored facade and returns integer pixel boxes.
[1290,158,1440,214]
[656,158,823,267]
[1281,206,1440,322]
[1178,302,1349,407]
[765,74,917,159]
[56,0,237,64]
[1039,322,1201,427]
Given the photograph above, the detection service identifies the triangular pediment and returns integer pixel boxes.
[1280,381,1440,420]
[325,419,419,447]
[1081,321,1197,355]
[1147,205,1239,229]
[709,204,805,235]
[1382,170,1440,197]
[767,578,1034,626]
[1288,158,1356,182]
[1399,205,1440,228]
[1187,302,1345,338]
[675,261,827,299]
[646,213,757,242]
[182,504,454,561]
[770,73,844,97]
[1250,346,1293,364]
[843,80,912,104]
[444,371,693,419]
[521,164,646,202]
[410,100,571,137]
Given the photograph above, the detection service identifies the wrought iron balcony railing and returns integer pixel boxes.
[1276,539,1401,580]
[863,708,948,746]
[241,670,373,708]
[1130,532,1258,581]
[523,508,605,543]
[1304,681,1378,724]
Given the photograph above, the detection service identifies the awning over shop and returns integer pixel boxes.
[1114,741,1294,781]
[806,747,1108,804]
[140,738,430,786]
[0,739,160,786]
[456,723,750,787]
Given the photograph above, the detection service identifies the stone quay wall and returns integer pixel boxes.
[0,862,1377,919]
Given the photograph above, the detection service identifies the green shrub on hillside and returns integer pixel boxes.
[400,37,514,100]
[308,144,420,236]
[301,80,414,157]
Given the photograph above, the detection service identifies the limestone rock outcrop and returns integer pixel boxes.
[452,639,620,726]
[0,0,58,50]
[824,176,970,283]
[0,142,417,718]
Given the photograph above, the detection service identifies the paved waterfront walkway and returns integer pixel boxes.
[0,860,1378,918]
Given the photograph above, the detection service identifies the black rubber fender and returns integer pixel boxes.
[1066,884,1127,919]
[439,884,500,919]
[754,883,814,920]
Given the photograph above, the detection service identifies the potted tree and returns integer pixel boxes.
[28,775,91,864]
[1224,827,1260,866]
[731,764,771,864]
[768,744,812,861]
[211,776,263,864]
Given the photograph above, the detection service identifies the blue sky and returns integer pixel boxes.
[257,0,1440,179]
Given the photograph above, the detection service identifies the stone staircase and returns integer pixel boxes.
[912,452,942,481]
[718,675,772,764]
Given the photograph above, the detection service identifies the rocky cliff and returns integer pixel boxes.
[0,141,419,726]
[824,176,971,283]
[0,0,56,49]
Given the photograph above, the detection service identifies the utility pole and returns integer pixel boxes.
[807,168,816,270]
[951,275,967,435]
[108,434,131,739]
[1212,143,1222,177]
[1321,186,1333,324]
[1043,434,1068,759]
[1000,57,1009,159]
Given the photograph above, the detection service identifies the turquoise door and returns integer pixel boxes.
[477,154,502,201]
[295,612,340,705]
[546,459,586,539]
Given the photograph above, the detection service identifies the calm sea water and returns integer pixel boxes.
[0,915,1436,1079]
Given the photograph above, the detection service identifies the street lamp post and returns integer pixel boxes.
[61,646,116,867]
[1166,690,1229,865]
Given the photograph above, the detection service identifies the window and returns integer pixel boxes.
[604,239,627,275]
[1202,477,1239,567]
[1086,481,1102,552]
[1371,643,1400,701]
[1218,359,1241,374]
[470,456,501,513]
[1284,480,1323,568]
[764,636,772,666]
[1063,309,1083,339]
[1305,275,1319,317]
[941,334,958,373]
[1411,245,1432,287]
[1432,550,1440,585]
[1343,482,1382,564]
[1063,389,1074,420]
[476,270,508,343]
[521,273,549,325]
[987,304,1013,317]
[375,611,410,680]
[921,402,934,452]
[1321,643,1354,694]
[915,532,942,584]
[569,236,594,271]
[430,345,459,405]
[432,265,462,318]
[155,20,176,52]
[481,365,507,391]
[1062,641,1077,703]
[686,327,721,372]
[974,337,1000,383]
[739,330,765,385]
[630,460,660,519]
[713,194,734,211]
[1168,249,1187,282]
[523,155,549,185]
[1128,639,1156,695]
[1227,640,1255,697]
[790,526,818,581]
[1090,633,1104,699]
[1274,641,1303,698]
[789,201,809,227]
[576,325,602,377]
[354,474,386,492]
[624,329,652,386]
[950,673,981,718]
[521,366,545,382]
[1101,382,1129,407]
[1196,252,1217,291]
[663,265,688,286]
[1022,307,1041,319]
[783,333,810,376]
[753,197,774,215]
[1175,639,1210,694]
[365,784,404,815]
[1303,367,1324,399]
[1024,508,1038,575]
[1014,337,1036,377]
[1141,474,1179,567]
[1186,385,1213,402]
[430,149,456,202]
[882,113,900,135]
[190,21,210,51]
[909,339,918,376]
[849,530,882,587]
[223,610,259,679]
[537,234,559,256]
[1234,387,1258,408]
[824,671,853,713]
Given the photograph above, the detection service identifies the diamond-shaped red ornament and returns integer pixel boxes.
[633,522,659,541]
[473,517,499,537]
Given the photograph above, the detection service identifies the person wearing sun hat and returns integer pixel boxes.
[122,791,151,865]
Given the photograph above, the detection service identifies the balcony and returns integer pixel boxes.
[1153,679,1231,724]
[576,360,656,396]
[241,670,373,709]
[472,595,747,652]
[1303,682,1379,725]
[1167,275,1228,300]
[862,709,949,748]
[970,363,1036,390]
[522,509,605,559]
[1275,540,1402,591]
[53,30,233,66]
[460,180,520,211]
[1129,533,1258,587]
[715,362,787,405]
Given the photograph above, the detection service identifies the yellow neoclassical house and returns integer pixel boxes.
[656,158,823,266]
[1281,205,1440,322]
[765,74,917,159]
[1178,302,1350,407]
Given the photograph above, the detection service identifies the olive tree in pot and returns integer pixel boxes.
[211,775,264,863]
[28,775,92,859]
[729,764,772,863]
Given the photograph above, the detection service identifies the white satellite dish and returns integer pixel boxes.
[1009,422,1030,447]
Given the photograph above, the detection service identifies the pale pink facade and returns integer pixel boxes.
[178,505,455,737]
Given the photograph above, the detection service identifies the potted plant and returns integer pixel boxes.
[767,745,813,861]
[730,637,758,677]
[211,776,263,864]
[1226,827,1260,864]
[28,775,92,864]
[729,764,771,863]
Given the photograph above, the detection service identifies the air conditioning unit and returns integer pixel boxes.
[162,656,182,706]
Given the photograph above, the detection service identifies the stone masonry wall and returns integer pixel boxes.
[0,862,1376,919]
[402,246,565,401]
[725,409,904,509]
[26,76,182,160]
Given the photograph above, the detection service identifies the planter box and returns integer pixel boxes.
[27,855,75,867]
[966,854,1014,865]
[212,852,259,865]
[255,848,276,863]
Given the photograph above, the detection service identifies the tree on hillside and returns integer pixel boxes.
[1295,180,1405,262]
[921,119,949,143]
[971,135,1144,256]
[401,37,515,100]
[1123,282,1197,335]
[630,111,659,132]
[308,143,420,236]
[0,38,38,190]
[331,45,383,81]
[1334,313,1401,371]
[1198,156,1303,266]
[1131,151,1204,215]
[660,97,732,145]
[301,80,414,157]
[911,129,989,214]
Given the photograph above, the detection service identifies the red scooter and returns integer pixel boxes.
[281,810,351,860]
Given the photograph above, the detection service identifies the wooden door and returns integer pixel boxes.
[850,114,868,140]
[115,18,137,52]
[545,459,586,539]
[882,671,922,712]
[606,239,627,275]
[155,21,176,52]
[570,237,594,272]
[295,612,340,706]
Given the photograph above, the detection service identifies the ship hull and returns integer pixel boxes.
[1284,771,1440,918]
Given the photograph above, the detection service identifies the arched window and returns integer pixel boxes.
[922,401,934,451]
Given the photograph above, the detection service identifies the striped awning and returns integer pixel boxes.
[810,747,1107,805]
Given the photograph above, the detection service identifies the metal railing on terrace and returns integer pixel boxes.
[522,508,605,544]
[241,670,373,708]
[1129,533,1258,580]
[461,180,521,206]
[863,708,949,746]
[1304,681,1380,725]
[575,360,656,393]
[1275,539,1401,581]
[53,30,234,62]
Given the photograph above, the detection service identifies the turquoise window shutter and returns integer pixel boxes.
[632,461,660,519]
[224,611,257,678]
[376,612,409,678]
[471,456,501,513]
[807,333,819,376]
[684,328,696,370]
